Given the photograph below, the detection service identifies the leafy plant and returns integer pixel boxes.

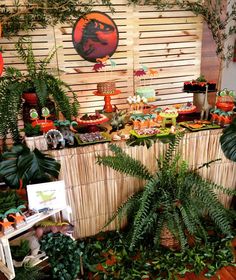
[40,233,81,280]
[0,144,61,189]
[0,67,24,143]
[14,262,47,280]
[97,133,236,251]
[0,190,24,215]
[81,230,236,280]
[23,123,41,137]
[220,118,236,162]
[15,37,79,119]
[10,239,31,261]
[0,37,79,143]
[0,0,114,38]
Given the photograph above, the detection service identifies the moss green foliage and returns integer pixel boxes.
[0,0,113,38]
[220,118,236,162]
[0,67,24,143]
[0,190,24,215]
[23,123,41,137]
[40,233,81,280]
[128,0,236,62]
[0,144,61,189]
[14,262,46,280]
[10,240,31,261]
[0,37,79,142]
[97,133,236,251]
[15,37,79,119]
[80,230,236,279]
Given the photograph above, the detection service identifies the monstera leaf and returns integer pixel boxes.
[0,144,61,189]
[220,118,236,162]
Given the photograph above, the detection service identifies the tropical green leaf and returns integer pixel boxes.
[0,144,61,189]
[220,118,236,161]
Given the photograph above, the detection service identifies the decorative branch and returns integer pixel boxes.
[0,0,113,38]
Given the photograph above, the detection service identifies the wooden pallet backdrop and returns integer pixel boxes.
[2,0,202,115]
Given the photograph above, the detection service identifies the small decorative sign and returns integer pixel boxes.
[72,11,119,62]
[27,181,67,211]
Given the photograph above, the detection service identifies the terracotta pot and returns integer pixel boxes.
[32,120,55,133]
[22,92,38,105]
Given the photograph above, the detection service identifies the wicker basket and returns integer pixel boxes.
[160,226,179,249]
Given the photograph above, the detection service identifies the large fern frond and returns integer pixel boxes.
[96,144,153,181]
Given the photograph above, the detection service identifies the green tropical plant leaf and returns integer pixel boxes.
[0,144,61,189]
[220,118,236,161]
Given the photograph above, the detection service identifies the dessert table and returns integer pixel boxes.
[50,129,236,239]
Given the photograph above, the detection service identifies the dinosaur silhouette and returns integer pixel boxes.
[37,191,56,203]
[77,19,115,57]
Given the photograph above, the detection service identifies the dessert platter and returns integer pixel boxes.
[179,120,221,131]
[75,131,111,145]
[174,103,197,114]
[76,112,109,132]
[130,127,170,138]
[183,75,216,93]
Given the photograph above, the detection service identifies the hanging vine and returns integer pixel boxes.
[0,0,235,61]
[0,0,114,38]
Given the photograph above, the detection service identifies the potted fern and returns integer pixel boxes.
[0,37,79,143]
[97,133,236,251]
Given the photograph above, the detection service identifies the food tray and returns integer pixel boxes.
[130,128,170,138]
[75,132,111,145]
[179,121,221,132]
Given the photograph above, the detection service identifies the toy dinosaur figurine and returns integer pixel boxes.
[34,220,74,238]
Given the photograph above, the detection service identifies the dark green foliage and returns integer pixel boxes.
[80,230,236,279]
[15,37,79,119]
[0,190,24,215]
[40,233,81,280]
[10,240,30,261]
[0,38,79,142]
[23,123,41,137]
[220,118,236,162]
[0,0,112,38]
[97,133,236,250]
[97,144,152,180]
[14,262,46,280]
[0,144,61,189]
[0,67,24,143]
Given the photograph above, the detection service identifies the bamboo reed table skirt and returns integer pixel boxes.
[50,129,236,239]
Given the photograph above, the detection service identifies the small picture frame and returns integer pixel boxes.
[26,181,67,211]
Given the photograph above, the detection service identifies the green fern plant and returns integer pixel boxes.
[15,37,79,119]
[97,133,236,251]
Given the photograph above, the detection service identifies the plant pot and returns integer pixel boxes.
[22,92,38,105]
[25,135,48,151]
[32,120,55,134]
[160,226,179,249]
[0,52,3,76]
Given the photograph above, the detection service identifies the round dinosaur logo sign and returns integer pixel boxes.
[72,11,119,62]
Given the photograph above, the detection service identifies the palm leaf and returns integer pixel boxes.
[220,118,236,161]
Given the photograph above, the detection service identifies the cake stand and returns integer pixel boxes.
[93,90,121,113]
